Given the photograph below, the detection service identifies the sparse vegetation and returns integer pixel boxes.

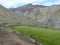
[0,23,7,27]
[12,26,60,45]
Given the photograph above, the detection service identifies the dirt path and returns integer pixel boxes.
[0,27,41,45]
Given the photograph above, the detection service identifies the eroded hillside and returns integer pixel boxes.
[0,5,60,29]
[10,5,60,29]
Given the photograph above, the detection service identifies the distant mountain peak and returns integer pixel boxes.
[10,4,46,14]
[27,3,33,6]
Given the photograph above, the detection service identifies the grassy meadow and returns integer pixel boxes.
[11,26,60,45]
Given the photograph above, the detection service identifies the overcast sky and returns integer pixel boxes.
[0,0,60,8]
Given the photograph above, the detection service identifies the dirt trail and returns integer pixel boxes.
[0,27,41,45]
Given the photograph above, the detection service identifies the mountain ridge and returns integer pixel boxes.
[10,4,46,14]
[1,4,60,29]
[10,4,60,29]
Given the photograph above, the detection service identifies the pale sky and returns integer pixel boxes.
[0,0,60,8]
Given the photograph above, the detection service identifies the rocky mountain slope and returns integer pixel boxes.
[10,4,60,29]
[0,4,60,29]
[0,5,20,25]
[10,4,46,14]
[0,5,39,27]
[0,5,34,25]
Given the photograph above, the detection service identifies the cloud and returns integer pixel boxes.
[0,0,60,8]
[42,0,60,6]
[0,0,46,8]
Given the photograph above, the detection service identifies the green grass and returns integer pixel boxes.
[12,26,60,45]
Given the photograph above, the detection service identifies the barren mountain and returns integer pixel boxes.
[0,5,31,25]
[0,5,20,25]
[0,5,35,26]
[10,4,46,14]
[10,4,60,29]
[0,4,60,29]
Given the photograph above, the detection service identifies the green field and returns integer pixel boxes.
[12,26,60,45]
